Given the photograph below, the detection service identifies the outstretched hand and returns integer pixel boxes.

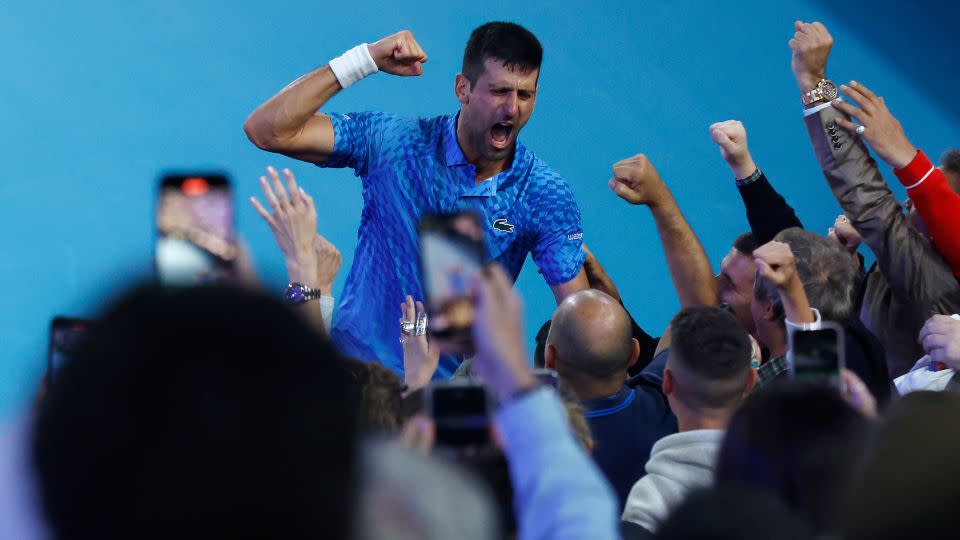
[831,81,917,169]
[401,295,440,391]
[368,30,429,77]
[250,166,319,283]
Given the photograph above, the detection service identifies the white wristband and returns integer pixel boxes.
[328,43,379,89]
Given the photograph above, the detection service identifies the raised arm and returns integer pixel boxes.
[243,31,428,164]
[828,81,960,279]
[609,154,717,309]
[710,120,804,244]
[790,21,957,304]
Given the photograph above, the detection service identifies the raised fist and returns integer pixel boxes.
[709,120,756,179]
[609,154,669,207]
[753,241,798,289]
[368,30,429,77]
[788,21,833,92]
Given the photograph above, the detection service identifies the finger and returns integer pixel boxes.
[834,116,861,134]
[794,20,803,31]
[921,332,950,352]
[831,100,864,123]
[416,300,426,317]
[259,176,282,212]
[283,168,301,209]
[840,83,875,113]
[402,295,415,320]
[267,166,290,209]
[848,80,878,102]
[299,187,315,213]
[249,197,277,228]
[755,258,773,278]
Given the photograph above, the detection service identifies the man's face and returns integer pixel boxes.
[456,58,538,163]
[717,248,758,334]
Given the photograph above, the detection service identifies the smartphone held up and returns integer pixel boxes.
[789,322,846,390]
[155,173,238,286]
[418,212,487,354]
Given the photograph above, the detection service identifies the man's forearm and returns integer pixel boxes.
[244,66,342,151]
[778,279,815,324]
[649,197,717,308]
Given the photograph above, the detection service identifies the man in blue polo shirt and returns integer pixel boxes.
[244,22,588,377]
[544,289,678,508]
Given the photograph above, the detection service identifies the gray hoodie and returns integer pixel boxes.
[620,429,724,533]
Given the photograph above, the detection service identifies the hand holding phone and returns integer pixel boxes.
[425,380,492,448]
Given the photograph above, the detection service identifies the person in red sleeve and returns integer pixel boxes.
[830,81,960,278]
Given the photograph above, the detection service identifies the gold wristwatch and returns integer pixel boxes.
[801,79,838,107]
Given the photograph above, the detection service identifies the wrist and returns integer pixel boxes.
[780,279,814,323]
[329,43,378,89]
[887,145,919,170]
[728,158,758,181]
[497,370,538,405]
[796,71,825,93]
[286,257,320,287]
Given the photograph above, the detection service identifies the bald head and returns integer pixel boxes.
[546,290,635,380]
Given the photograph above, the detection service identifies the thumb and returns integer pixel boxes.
[755,258,773,278]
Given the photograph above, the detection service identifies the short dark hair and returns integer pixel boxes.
[462,22,543,87]
[715,382,869,532]
[941,148,960,174]
[346,359,404,434]
[657,487,817,540]
[733,232,759,255]
[32,285,360,539]
[754,228,860,322]
[669,306,753,409]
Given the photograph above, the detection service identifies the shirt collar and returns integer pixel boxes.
[442,112,529,198]
[583,386,636,418]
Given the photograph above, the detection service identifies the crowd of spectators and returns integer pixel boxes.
[3,19,960,540]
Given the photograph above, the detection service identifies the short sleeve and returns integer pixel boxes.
[531,176,586,285]
[317,111,394,177]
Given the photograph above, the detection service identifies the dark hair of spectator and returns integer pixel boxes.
[715,382,869,532]
[940,148,960,174]
[653,486,817,540]
[669,306,753,409]
[841,391,960,540]
[345,358,405,434]
[32,284,360,540]
[733,232,759,255]
[462,22,543,88]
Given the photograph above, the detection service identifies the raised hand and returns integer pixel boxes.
[828,214,863,254]
[753,241,798,290]
[470,264,537,402]
[368,30,429,77]
[831,81,918,169]
[918,315,960,370]
[709,120,757,179]
[250,166,319,284]
[401,295,439,391]
[788,20,833,92]
[608,154,670,207]
[313,234,341,295]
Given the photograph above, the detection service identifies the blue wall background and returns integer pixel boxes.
[2,0,958,423]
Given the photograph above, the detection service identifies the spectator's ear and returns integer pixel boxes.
[544,344,558,370]
[759,298,778,322]
[662,368,675,396]
[627,338,640,370]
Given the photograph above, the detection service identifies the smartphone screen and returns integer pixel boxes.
[791,327,844,387]
[428,382,491,448]
[47,317,91,386]
[155,173,237,286]
[419,212,486,353]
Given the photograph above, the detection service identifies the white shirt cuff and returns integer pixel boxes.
[320,295,335,334]
[785,307,822,333]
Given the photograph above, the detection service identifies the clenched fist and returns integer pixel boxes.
[789,21,833,92]
[709,120,757,179]
[368,30,429,77]
[753,241,799,289]
[609,154,670,207]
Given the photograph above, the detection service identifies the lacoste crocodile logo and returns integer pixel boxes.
[493,218,515,233]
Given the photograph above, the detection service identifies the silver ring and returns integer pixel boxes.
[415,313,428,336]
[856,125,866,135]
[400,319,415,336]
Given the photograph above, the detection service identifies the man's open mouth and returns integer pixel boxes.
[489,121,514,149]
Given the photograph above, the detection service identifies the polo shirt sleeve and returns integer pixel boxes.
[532,175,587,286]
[317,111,394,177]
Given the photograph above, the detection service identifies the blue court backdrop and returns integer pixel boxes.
[2,0,958,423]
